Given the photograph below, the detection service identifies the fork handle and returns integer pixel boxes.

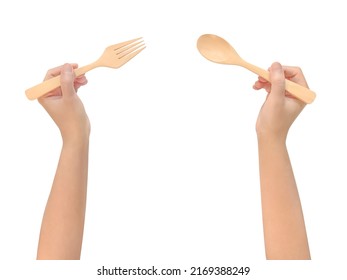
[25,64,96,100]
[241,61,316,104]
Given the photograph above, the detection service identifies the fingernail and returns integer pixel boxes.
[272,62,282,72]
[63,63,72,73]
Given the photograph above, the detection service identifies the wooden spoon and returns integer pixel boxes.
[197,34,316,104]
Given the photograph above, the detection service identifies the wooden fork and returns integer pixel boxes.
[25,37,145,100]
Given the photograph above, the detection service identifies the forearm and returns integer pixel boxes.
[37,138,89,260]
[258,137,310,260]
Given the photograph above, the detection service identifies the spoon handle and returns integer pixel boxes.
[241,61,316,104]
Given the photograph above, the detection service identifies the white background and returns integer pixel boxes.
[0,0,346,278]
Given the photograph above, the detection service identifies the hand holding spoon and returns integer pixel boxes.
[197,34,316,104]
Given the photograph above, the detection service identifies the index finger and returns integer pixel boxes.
[283,66,309,88]
[44,63,78,81]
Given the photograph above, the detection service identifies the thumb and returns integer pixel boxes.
[60,63,76,97]
[269,62,285,99]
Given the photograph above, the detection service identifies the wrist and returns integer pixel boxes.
[257,132,287,147]
[62,130,90,147]
[60,120,91,145]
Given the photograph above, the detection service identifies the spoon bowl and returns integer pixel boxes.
[197,34,316,104]
[197,34,243,65]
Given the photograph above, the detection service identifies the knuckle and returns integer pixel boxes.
[293,66,302,73]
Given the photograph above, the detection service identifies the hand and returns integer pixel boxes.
[39,63,90,143]
[254,62,308,142]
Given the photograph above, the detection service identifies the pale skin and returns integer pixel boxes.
[37,63,90,260]
[254,62,311,260]
[35,62,310,260]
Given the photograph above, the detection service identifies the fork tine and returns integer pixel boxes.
[110,37,143,50]
[119,45,146,63]
[116,39,144,55]
[118,42,145,59]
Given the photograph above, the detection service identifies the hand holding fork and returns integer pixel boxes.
[25,37,145,100]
